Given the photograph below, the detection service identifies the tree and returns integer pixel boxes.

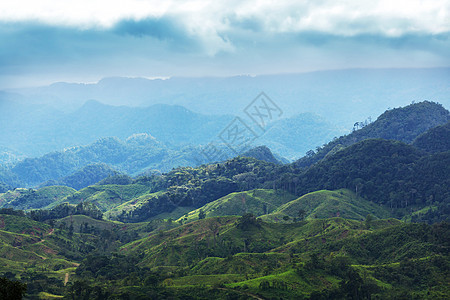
[237,213,259,231]
[68,221,74,238]
[365,214,374,229]
[298,209,306,221]
[198,209,206,220]
[306,150,315,157]
[0,277,27,300]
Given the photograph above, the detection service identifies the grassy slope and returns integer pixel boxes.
[261,189,392,222]
[0,215,81,279]
[177,189,297,223]
[0,186,76,210]
[118,216,450,298]
[46,183,153,211]
[121,217,400,269]
[103,190,163,219]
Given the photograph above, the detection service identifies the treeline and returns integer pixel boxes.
[29,202,103,222]
[0,202,103,222]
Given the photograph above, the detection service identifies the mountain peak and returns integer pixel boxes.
[241,146,280,164]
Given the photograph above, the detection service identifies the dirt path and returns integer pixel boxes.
[64,273,69,286]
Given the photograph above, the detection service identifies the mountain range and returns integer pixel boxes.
[0,99,448,299]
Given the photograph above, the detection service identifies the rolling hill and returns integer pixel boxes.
[0,186,76,210]
[177,189,297,223]
[260,189,392,222]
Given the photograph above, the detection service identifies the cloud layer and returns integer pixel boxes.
[0,0,449,87]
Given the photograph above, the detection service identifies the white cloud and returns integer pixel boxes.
[1,0,449,35]
[0,0,448,87]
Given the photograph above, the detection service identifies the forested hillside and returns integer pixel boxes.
[294,101,449,168]
[0,135,287,189]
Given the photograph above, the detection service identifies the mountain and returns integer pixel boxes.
[256,113,345,159]
[177,189,297,223]
[9,68,450,125]
[412,121,450,153]
[0,101,233,157]
[0,146,24,166]
[0,98,342,164]
[294,101,449,168]
[113,216,448,299]
[1,208,447,299]
[41,164,120,190]
[0,132,289,188]
[240,146,281,164]
[4,68,450,158]
[47,181,154,212]
[5,94,434,190]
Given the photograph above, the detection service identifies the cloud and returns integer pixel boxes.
[113,17,185,40]
[0,1,449,87]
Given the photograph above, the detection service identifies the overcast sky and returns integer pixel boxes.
[1,0,449,88]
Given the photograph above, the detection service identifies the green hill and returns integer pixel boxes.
[47,183,153,212]
[0,186,76,210]
[412,121,450,153]
[294,101,449,168]
[0,214,97,296]
[104,191,182,222]
[110,216,448,299]
[261,189,392,222]
[288,139,450,220]
[177,189,297,223]
[0,210,448,299]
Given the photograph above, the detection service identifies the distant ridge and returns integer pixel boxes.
[294,101,449,168]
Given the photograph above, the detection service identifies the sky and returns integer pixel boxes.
[0,0,449,88]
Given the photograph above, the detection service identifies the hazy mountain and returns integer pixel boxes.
[40,164,120,191]
[8,68,450,127]
[0,101,233,157]
[256,112,344,159]
[0,97,343,163]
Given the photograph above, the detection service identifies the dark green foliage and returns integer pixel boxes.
[241,146,281,164]
[0,277,27,300]
[29,202,103,222]
[294,101,449,168]
[327,222,449,265]
[236,213,261,231]
[289,140,450,217]
[97,174,134,185]
[412,121,450,153]
[0,207,25,216]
